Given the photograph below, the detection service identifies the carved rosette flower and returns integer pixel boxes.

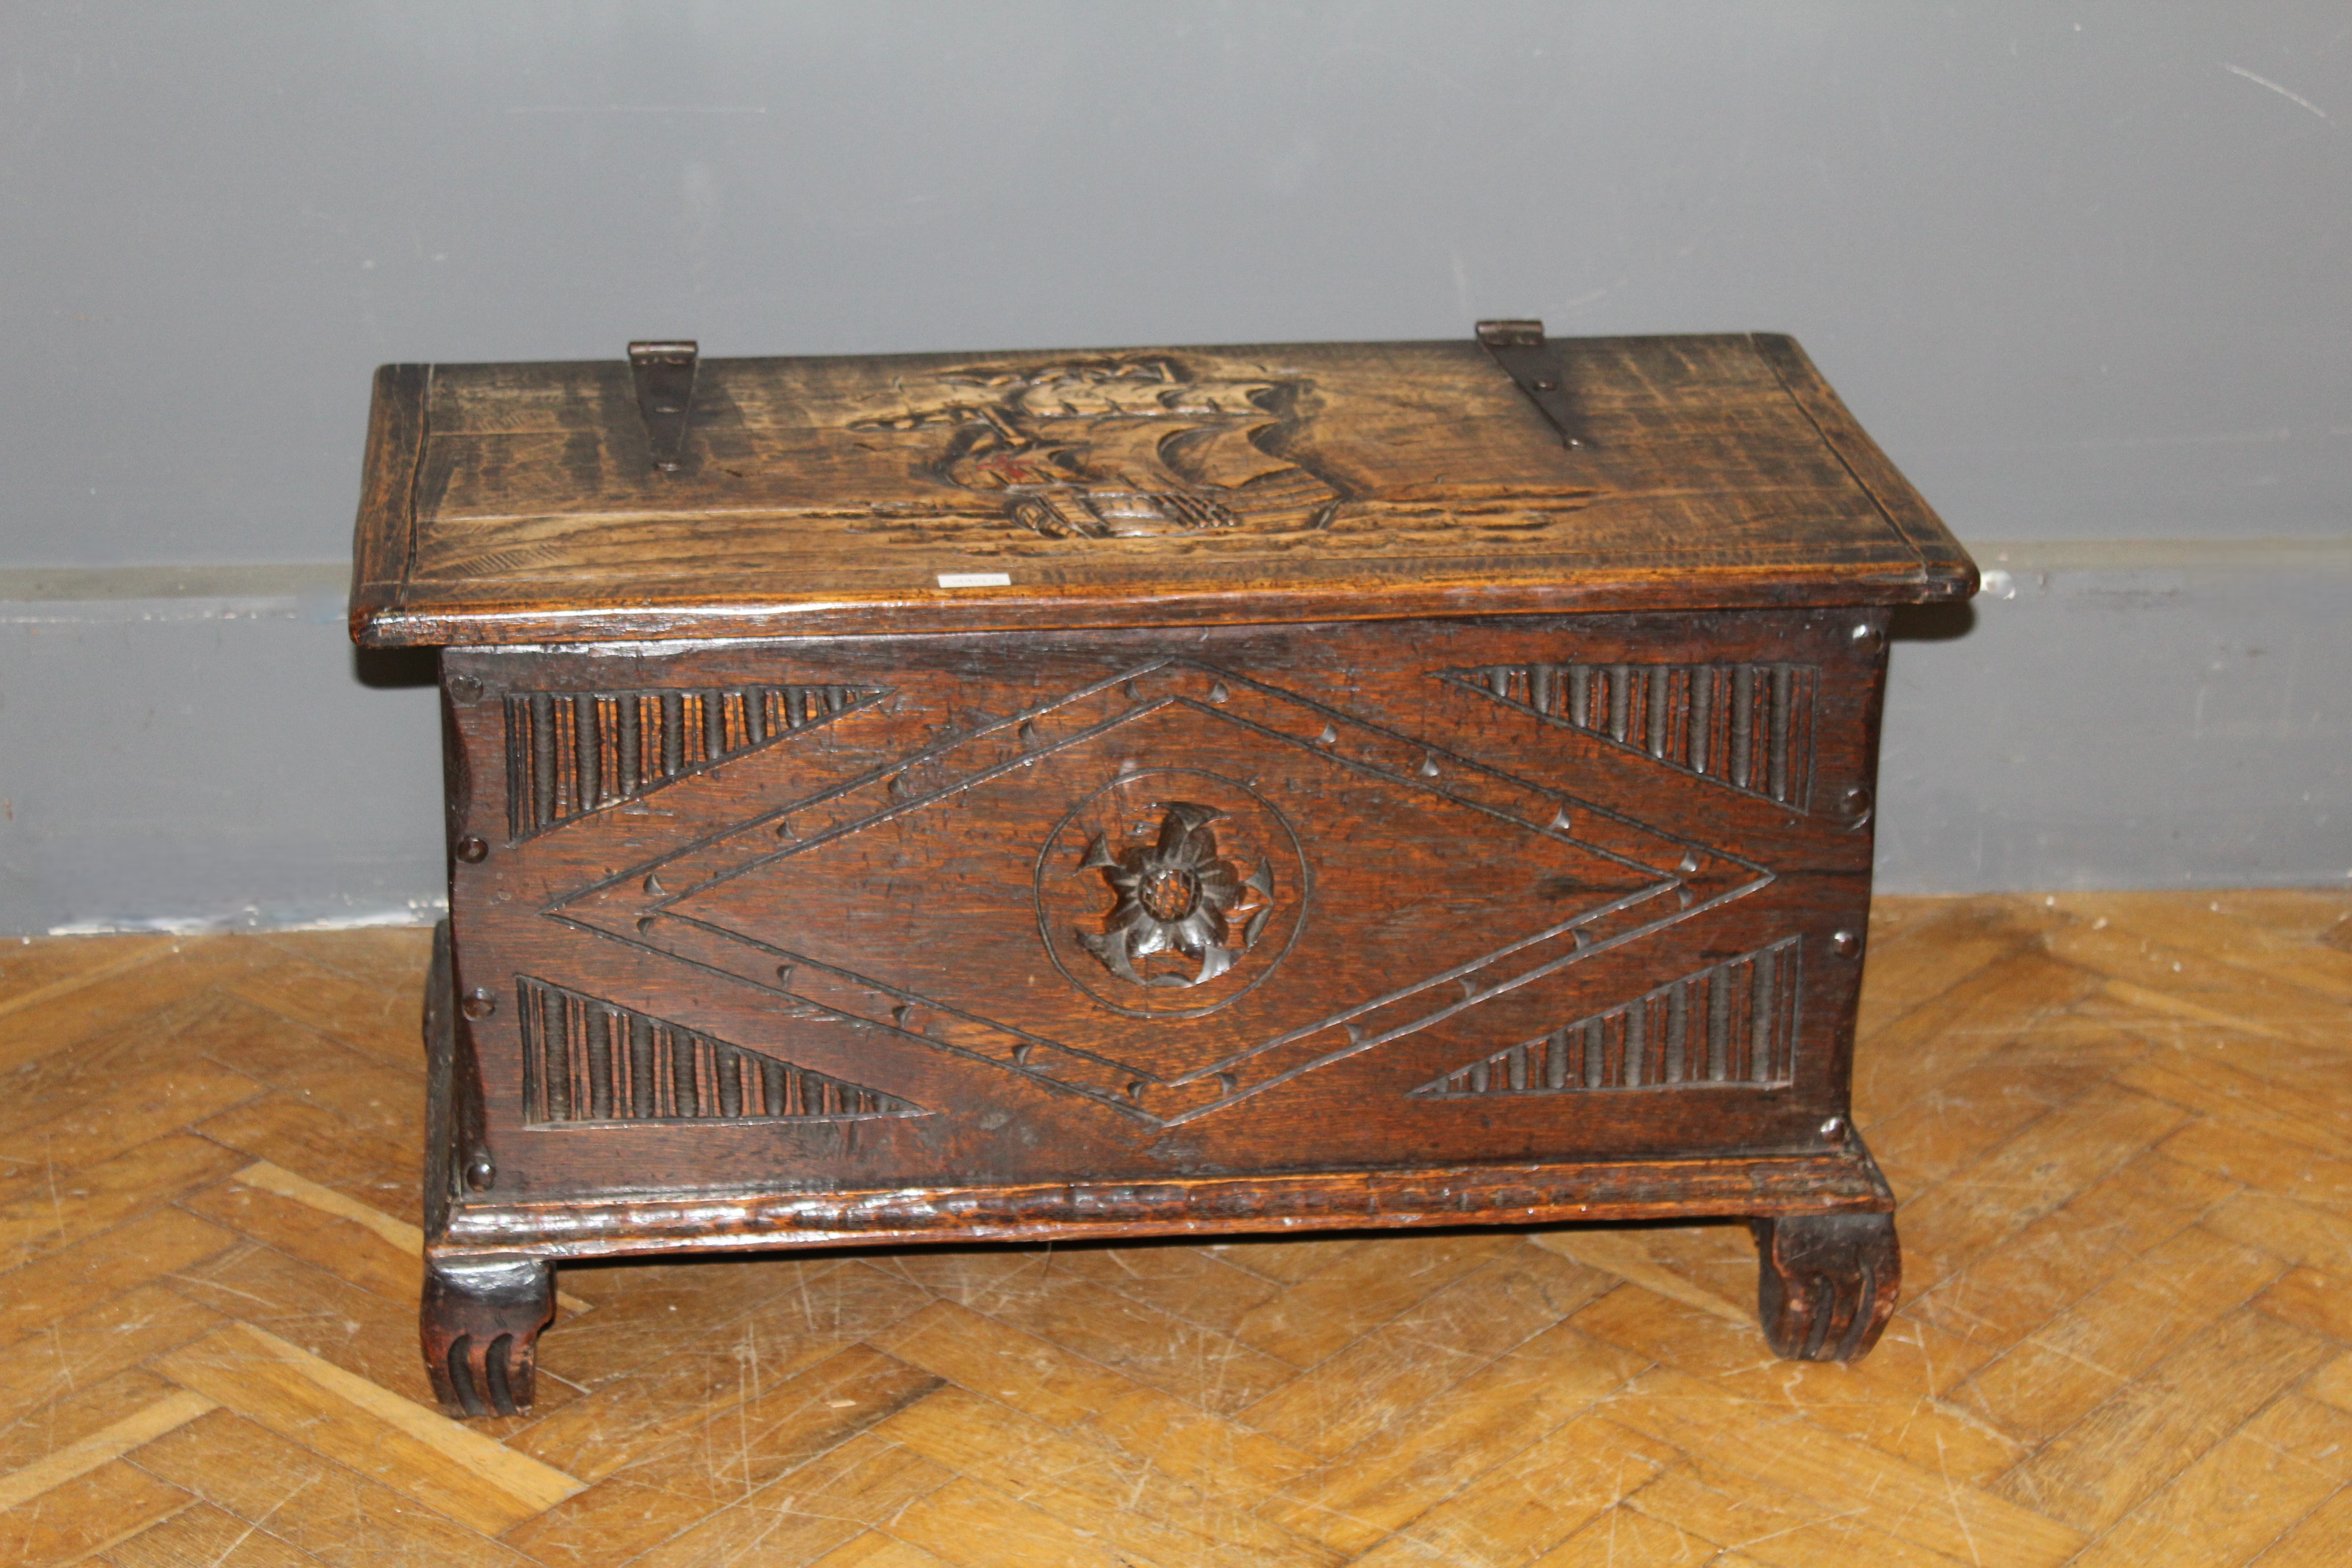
[1076,802,1273,989]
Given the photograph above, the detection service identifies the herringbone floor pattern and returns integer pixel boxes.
[3,892,2350,1565]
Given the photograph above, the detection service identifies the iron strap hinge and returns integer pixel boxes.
[628,340,700,472]
[1475,318,1591,449]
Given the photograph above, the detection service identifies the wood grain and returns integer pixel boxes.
[151,1323,584,1534]
[351,333,1971,646]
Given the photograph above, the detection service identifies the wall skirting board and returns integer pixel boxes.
[0,566,444,936]
[1,539,2345,935]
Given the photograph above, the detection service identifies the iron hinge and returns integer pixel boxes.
[627,340,700,472]
[1475,318,1590,449]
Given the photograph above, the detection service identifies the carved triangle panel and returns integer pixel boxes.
[516,976,921,1126]
[1411,935,1802,1098]
[504,684,886,840]
[1439,662,1816,808]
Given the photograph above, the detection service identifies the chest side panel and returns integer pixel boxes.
[441,610,1886,1202]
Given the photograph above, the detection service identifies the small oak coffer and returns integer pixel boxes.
[348,323,1975,1417]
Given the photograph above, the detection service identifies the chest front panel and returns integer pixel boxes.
[441,609,1886,1202]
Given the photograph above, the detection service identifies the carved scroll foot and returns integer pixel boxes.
[1751,1211,1899,1362]
[421,1254,555,1417]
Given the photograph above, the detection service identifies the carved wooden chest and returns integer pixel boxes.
[349,323,1974,1416]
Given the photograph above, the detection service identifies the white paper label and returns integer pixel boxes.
[936,572,1012,588]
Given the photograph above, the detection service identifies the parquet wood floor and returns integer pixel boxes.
[3,892,2349,1566]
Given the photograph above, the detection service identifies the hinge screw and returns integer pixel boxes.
[462,986,497,1019]
[455,836,488,863]
[1831,930,1863,959]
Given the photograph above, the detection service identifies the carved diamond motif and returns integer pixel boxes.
[548,659,1768,1127]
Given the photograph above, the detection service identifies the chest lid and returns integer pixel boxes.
[349,324,1972,647]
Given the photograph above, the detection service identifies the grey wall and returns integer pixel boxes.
[1877,542,2348,893]
[3,2,2347,931]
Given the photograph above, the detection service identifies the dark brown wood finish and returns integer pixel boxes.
[347,361,430,619]
[352,334,1970,647]
[439,611,1884,1188]
[1753,1210,1903,1362]
[363,328,1970,1414]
